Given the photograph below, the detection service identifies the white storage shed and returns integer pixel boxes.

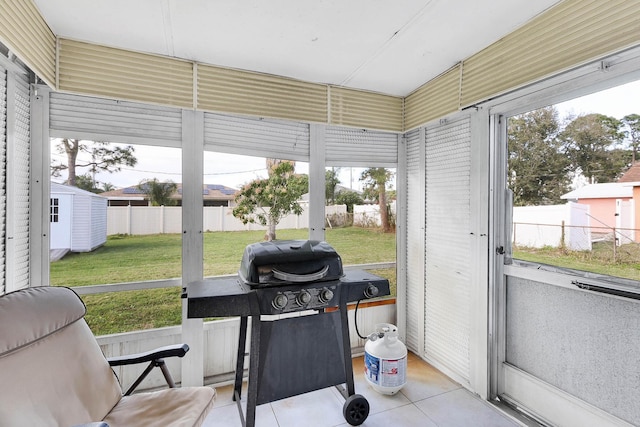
[50,182,108,252]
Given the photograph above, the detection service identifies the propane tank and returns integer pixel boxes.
[364,323,407,395]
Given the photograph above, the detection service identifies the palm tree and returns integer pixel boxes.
[137,178,178,206]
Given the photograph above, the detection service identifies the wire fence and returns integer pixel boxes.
[513,221,640,263]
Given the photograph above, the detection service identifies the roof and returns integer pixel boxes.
[618,162,640,182]
[32,0,561,97]
[561,183,640,200]
[100,183,239,201]
[51,182,107,199]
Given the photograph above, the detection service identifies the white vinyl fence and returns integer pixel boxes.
[512,202,591,250]
[353,201,396,227]
[107,204,347,235]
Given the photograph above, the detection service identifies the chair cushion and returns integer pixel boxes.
[102,387,216,427]
[0,286,86,356]
[0,287,215,427]
[0,287,123,426]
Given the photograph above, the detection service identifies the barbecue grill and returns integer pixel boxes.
[184,239,390,427]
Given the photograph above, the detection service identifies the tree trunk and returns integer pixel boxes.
[64,139,79,186]
[265,221,277,241]
[378,186,390,232]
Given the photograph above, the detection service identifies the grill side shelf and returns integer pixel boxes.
[340,270,391,302]
[186,278,252,317]
[185,270,391,319]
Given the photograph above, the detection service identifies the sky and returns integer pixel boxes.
[52,79,640,192]
[555,79,640,120]
[51,145,378,192]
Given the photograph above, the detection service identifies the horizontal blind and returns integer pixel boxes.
[330,87,403,132]
[404,128,424,353]
[325,126,398,167]
[9,70,31,291]
[49,91,182,146]
[204,112,310,162]
[424,117,471,382]
[58,39,194,109]
[198,64,327,124]
[0,0,55,86]
[461,0,640,106]
[0,65,6,295]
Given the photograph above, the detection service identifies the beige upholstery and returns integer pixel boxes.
[0,286,215,427]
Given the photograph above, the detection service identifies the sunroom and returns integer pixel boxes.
[1,1,639,426]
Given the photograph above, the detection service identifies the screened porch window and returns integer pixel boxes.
[507,79,640,284]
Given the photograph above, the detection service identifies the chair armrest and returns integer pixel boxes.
[107,343,189,367]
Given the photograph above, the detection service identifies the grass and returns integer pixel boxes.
[51,227,396,335]
[513,241,640,282]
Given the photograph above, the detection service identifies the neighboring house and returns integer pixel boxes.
[561,182,634,228]
[50,182,108,254]
[561,164,640,243]
[100,183,239,207]
[618,161,640,183]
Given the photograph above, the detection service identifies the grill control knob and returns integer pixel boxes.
[364,284,379,299]
[272,293,288,310]
[297,290,312,306]
[318,288,334,303]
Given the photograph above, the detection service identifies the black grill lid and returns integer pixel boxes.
[238,240,343,286]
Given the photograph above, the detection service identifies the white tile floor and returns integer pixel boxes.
[202,352,524,427]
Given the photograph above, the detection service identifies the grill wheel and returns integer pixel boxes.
[343,394,370,426]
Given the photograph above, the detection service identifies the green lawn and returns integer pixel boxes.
[51,227,396,335]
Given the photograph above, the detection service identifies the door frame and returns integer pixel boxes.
[485,46,640,425]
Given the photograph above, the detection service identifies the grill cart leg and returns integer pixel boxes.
[338,298,356,397]
[337,297,370,426]
[233,316,248,402]
[234,315,261,427]
[244,315,262,427]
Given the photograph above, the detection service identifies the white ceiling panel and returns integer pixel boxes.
[33,0,562,96]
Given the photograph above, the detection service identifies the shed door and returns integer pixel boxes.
[50,194,72,250]
[424,117,472,383]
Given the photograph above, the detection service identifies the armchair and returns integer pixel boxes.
[0,286,215,427]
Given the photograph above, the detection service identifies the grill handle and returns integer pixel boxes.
[272,265,329,283]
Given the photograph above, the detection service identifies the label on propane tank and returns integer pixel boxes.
[364,352,380,383]
[365,353,407,387]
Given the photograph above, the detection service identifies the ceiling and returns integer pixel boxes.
[33,0,562,97]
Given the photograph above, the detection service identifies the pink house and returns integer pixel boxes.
[620,163,640,237]
[561,163,640,242]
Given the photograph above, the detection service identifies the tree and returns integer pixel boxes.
[622,114,640,163]
[52,139,137,187]
[74,174,102,193]
[335,190,363,213]
[360,168,394,232]
[508,107,571,206]
[233,161,308,241]
[73,174,116,194]
[101,182,116,192]
[137,179,178,206]
[560,113,626,183]
[325,168,341,204]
